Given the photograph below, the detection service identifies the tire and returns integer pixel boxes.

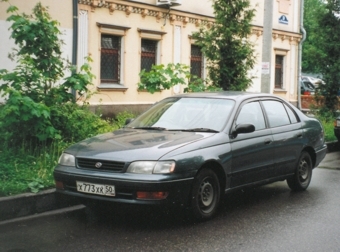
[190,169,220,220]
[287,151,313,191]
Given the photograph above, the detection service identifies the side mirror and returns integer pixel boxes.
[231,124,255,138]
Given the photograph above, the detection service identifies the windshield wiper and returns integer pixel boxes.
[133,126,168,131]
[174,128,219,133]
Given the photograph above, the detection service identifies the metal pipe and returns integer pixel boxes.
[71,0,78,98]
[298,0,306,110]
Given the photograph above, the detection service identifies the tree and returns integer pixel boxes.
[317,0,340,113]
[191,0,256,91]
[302,0,327,73]
[0,1,94,144]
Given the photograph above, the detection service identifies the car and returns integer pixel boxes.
[335,116,340,142]
[54,92,327,220]
[300,80,315,95]
[302,76,324,88]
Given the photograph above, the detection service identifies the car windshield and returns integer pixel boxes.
[127,97,235,131]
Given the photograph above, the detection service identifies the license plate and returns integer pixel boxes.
[76,181,115,197]
[337,120,340,127]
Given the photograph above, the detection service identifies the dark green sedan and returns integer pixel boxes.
[54,92,327,220]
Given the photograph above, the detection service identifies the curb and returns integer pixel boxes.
[0,141,339,223]
[0,189,81,223]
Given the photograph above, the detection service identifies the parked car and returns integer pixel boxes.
[54,92,327,220]
[300,80,315,95]
[302,76,324,88]
[335,116,340,142]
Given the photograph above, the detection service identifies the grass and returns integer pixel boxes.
[0,141,65,196]
[0,113,337,197]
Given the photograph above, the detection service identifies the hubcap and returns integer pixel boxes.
[199,180,214,207]
[299,159,309,181]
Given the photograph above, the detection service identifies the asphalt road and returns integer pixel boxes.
[1,165,340,252]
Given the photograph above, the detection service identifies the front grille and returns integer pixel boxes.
[77,158,125,172]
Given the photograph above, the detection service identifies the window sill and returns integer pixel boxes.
[97,83,128,92]
[274,89,287,93]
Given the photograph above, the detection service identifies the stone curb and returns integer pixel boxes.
[0,189,80,223]
[0,141,339,223]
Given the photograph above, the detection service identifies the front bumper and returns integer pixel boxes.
[54,167,194,207]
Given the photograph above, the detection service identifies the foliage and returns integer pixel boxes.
[316,0,340,114]
[0,1,95,145]
[138,63,190,93]
[138,63,221,93]
[0,111,135,196]
[312,109,338,142]
[302,0,327,73]
[184,76,222,93]
[191,0,256,91]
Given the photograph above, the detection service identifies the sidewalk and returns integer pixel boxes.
[0,142,339,224]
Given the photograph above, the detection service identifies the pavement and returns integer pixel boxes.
[0,142,339,225]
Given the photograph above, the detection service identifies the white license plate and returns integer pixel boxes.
[76,181,115,197]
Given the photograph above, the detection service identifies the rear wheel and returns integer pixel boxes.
[190,169,220,220]
[287,151,312,191]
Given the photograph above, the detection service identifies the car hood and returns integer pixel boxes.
[65,128,216,161]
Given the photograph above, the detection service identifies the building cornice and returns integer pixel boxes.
[79,0,302,43]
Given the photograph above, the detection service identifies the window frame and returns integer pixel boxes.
[275,55,284,89]
[141,39,158,72]
[138,29,166,73]
[273,49,288,90]
[100,34,121,84]
[96,23,130,90]
[190,44,204,79]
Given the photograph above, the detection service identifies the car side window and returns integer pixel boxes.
[236,102,266,131]
[284,104,298,123]
[262,100,291,127]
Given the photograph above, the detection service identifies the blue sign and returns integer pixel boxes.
[279,15,288,25]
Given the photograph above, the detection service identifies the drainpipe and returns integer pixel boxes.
[72,0,78,98]
[298,0,306,110]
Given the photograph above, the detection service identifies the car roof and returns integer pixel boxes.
[170,91,281,101]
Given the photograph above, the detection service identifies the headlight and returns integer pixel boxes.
[58,153,75,166]
[127,161,175,174]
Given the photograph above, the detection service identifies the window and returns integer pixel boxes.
[236,102,266,131]
[141,39,157,72]
[100,35,121,83]
[262,100,291,127]
[275,55,284,89]
[190,45,203,78]
[284,104,298,123]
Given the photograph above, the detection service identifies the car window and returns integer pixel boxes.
[284,104,298,123]
[262,100,291,127]
[236,101,266,131]
[128,97,235,131]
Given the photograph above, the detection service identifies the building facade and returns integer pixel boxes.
[0,0,302,115]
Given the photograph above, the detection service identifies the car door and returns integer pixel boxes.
[261,100,303,176]
[230,101,275,188]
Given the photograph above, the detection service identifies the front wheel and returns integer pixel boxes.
[190,169,220,220]
[287,151,313,191]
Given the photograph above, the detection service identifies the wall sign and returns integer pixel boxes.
[279,15,288,25]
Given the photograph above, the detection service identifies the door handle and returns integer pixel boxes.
[295,133,303,138]
[264,138,272,145]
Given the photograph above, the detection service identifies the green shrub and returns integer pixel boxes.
[0,110,136,196]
